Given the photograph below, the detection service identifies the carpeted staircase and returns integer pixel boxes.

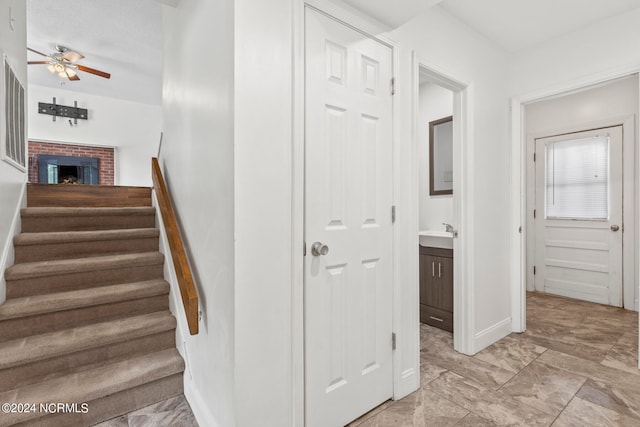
[0,184,185,426]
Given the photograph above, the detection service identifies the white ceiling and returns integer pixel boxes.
[25,0,640,105]
[341,0,640,52]
[27,0,163,105]
[339,0,444,29]
[439,0,640,52]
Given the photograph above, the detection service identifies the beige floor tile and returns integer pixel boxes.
[421,324,454,352]
[522,324,611,362]
[537,350,640,394]
[601,332,639,375]
[552,397,640,427]
[474,334,546,374]
[421,352,515,391]
[421,326,516,390]
[425,371,555,426]
[576,379,640,421]
[454,413,498,426]
[92,415,129,427]
[94,395,198,427]
[362,293,638,426]
[419,353,448,386]
[499,361,586,417]
[355,390,468,427]
[526,320,619,352]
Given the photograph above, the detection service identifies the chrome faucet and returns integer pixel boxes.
[442,223,454,233]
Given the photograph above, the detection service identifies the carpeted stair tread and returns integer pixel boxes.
[5,252,164,281]
[20,206,156,217]
[0,349,184,426]
[14,228,159,246]
[0,279,169,321]
[0,312,176,371]
[0,186,185,425]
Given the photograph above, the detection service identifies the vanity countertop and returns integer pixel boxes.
[419,230,453,249]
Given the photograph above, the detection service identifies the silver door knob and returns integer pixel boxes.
[611,225,620,232]
[311,242,329,256]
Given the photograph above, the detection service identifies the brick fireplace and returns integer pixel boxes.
[28,141,115,185]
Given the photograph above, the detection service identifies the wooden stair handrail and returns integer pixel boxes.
[151,157,199,335]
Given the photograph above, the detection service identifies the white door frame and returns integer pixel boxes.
[510,67,640,335]
[291,1,400,425]
[412,57,474,354]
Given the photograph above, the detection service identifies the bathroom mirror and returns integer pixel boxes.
[429,116,453,195]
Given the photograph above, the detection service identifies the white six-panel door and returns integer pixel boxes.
[534,126,623,306]
[304,7,394,427]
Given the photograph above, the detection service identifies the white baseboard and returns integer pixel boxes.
[183,376,219,427]
[474,317,512,353]
[0,183,27,304]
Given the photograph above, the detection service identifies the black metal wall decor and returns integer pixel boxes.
[38,97,88,124]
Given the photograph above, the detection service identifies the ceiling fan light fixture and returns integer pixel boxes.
[28,45,110,80]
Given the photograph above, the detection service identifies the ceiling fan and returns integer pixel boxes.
[27,45,111,81]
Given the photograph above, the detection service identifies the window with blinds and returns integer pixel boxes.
[3,56,26,169]
[545,135,609,220]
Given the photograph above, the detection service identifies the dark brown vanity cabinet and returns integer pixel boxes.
[419,246,453,332]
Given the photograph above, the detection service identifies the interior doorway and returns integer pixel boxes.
[415,62,469,353]
[417,75,455,337]
[524,75,638,312]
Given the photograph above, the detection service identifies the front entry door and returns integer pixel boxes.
[304,7,394,427]
[534,126,623,306]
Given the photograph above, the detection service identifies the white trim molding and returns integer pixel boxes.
[414,58,475,355]
[475,317,512,351]
[0,181,26,304]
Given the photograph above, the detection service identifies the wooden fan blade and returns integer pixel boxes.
[27,47,49,57]
[28,61,49,65]
[77,65,110,79]
[62,50,84,63]
[66,69,80,81]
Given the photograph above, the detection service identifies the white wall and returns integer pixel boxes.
[392,5,512,354]
[418,82,453,232]
[525,76,638,133]
[511,8,640,96]
[28,85,161,186]
[0,0,27,303]
[161,0,234,426]
[234,0,293,425]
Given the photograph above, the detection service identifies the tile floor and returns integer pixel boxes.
[349,291,639,426]
[94,395,198,426]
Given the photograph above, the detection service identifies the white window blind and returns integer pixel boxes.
[545,135,609,220]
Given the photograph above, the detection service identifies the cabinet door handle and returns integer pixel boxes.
[438,262,442,278]
[429,316,444,322]
[432,261,435,277]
